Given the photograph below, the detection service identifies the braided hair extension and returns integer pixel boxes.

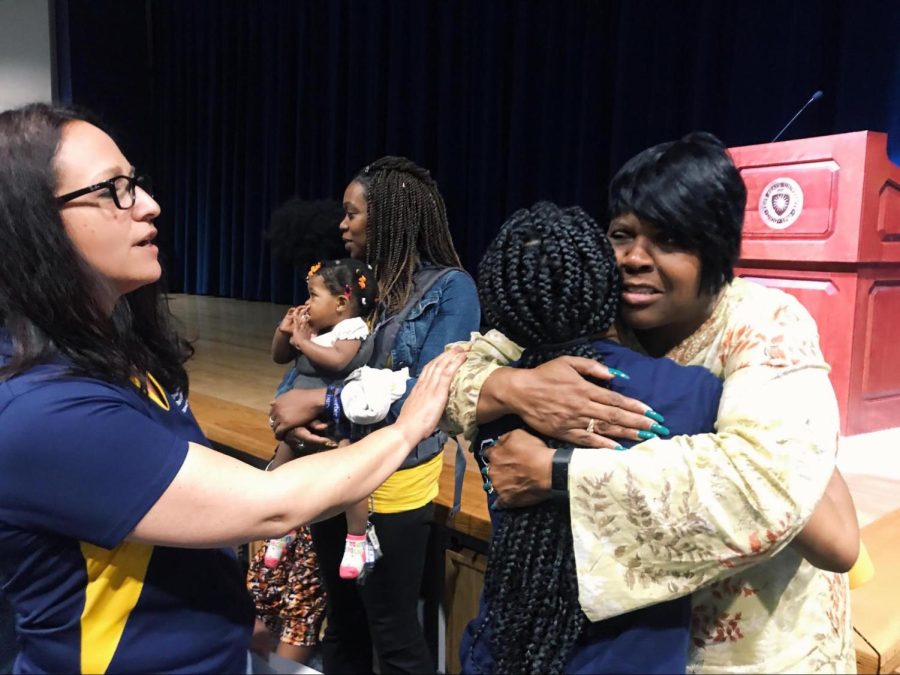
[352,156,461,323]
[473,201,620,674]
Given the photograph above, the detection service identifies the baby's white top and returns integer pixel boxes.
[311,316,369,347]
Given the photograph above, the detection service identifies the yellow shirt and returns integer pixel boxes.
[371,451,443,514]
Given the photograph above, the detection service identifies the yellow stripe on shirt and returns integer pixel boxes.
[79,541,154,674]
[129,373,170,411]
[371,451,444,514]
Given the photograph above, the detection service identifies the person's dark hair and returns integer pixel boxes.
[352,156,461,322]
[307,258,378,320]
[608,131,747,295]
[265,197,345,269]
[472,201,620,673]
[0,103,192,393]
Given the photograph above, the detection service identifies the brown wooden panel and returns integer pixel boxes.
[852,508,900,673]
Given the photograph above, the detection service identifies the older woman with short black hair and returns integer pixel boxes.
[445,133,856,674]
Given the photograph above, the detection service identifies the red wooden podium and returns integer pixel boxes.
[729,132,900,435]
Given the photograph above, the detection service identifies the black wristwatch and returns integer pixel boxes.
[550,446,575,499]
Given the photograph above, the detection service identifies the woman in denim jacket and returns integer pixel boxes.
[269,156,479,674]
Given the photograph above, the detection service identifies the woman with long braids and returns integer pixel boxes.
[268,156,480,673]
[445,134,859,673]
[0,104,467,673]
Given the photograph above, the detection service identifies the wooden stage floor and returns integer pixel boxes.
[169,293,287,411]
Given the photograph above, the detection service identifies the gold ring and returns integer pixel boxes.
[586,418,596,434]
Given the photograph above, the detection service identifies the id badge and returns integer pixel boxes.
[365,521,383,560]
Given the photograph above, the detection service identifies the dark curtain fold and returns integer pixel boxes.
[57,0,900,304]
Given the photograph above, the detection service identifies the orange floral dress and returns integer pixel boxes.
[443,278,855,673]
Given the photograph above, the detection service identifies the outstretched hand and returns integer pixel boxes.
[270,347,467,450]
[394,347,469,447]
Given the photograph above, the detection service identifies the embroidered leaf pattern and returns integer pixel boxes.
[717,324,765,369]
[825,572,847,638]
[691,579,756,649]
[575,469,719,593]
[719,513,793,570]
[711,295,826,374]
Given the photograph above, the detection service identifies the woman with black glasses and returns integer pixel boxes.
[0,103,466,674]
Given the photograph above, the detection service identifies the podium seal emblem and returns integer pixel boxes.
[759,177,803,230]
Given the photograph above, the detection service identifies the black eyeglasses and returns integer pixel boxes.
[56,174,153,210]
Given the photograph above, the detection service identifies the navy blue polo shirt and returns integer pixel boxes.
[0,354,254,673]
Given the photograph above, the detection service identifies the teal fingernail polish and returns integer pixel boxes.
[614,444,627,451]
[637,430,659,441]
[650,423,670,436]
[644,409,665,424]
[608,367,630,380]
[490,502,499,512]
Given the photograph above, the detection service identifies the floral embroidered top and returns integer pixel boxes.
[442,278,855,673]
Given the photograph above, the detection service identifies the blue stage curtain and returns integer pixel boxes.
[55,0,900,303]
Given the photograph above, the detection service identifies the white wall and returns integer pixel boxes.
[0,0,54,111]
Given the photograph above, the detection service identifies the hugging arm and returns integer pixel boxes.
[792,468,859,573]
[562,299,840,620]
[442,329,657,448]
[452,294,844,621]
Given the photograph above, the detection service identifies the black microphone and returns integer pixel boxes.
[771,90,824,142]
